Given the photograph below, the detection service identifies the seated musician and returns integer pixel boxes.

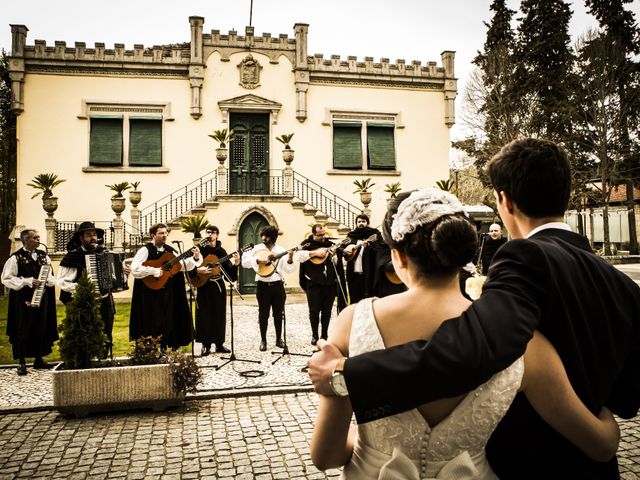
[129,223,201,351]
[2,229,58,375]
[293,224,346,346]
[241,225,295,351]
[57,221,127,355]
[342,214,381,304]
[191,225,239,356]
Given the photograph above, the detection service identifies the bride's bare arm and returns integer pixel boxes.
[522,331,620,462]
[310,305,356,471]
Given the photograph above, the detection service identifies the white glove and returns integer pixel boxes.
[153,268,163,278]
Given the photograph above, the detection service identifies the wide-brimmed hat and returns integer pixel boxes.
[67,221,105,250]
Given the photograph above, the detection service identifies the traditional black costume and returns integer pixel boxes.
[191,240,237,353]
[4,249,58,363]
[370,241,407,298]
[297,235,346,342]
[344,225,380,304]
[129,243,193,350]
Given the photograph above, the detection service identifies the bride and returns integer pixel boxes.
[311,189,619,479]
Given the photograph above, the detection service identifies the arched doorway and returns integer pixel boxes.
[238,211,268,293]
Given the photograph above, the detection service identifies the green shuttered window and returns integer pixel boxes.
[333,122,362,169]
[367,124,396,169]
[129,119,162,166]
[90,118,123,166]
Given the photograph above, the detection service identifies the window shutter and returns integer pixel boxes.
[129,119,162,166]
[333,122,362,169]
[367,124,396,169]
[90,118,123,165]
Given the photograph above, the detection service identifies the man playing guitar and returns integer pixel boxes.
[241,225,296,351]
[343,214,381,304]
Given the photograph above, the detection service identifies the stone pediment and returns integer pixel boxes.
[218,94,282,124]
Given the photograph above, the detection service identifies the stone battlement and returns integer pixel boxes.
[204,26,296,51]
[307,53,451,78]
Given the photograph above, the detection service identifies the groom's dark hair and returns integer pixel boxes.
[487,138,571,218]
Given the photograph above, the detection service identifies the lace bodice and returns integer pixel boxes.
[344,298,524,479]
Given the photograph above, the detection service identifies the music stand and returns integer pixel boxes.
[215,263,261,371]
[271,291,312,365]
[174,241,197,358]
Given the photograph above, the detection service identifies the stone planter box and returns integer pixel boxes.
[53,362,184,417]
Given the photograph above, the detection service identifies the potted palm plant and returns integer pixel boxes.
[27,173,66,217]
[181,215,209,245]
[53,273,201,417]
[276,133,295,166]
[384,182,402,208]
[353,178,375,209]
[208,128,234,165]
[106,182,131,215]
[129,180,142,208]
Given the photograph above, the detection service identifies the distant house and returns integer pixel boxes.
[7,17,457,292]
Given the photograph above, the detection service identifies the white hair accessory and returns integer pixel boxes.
[391,188,466,242]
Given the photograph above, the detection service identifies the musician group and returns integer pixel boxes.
[2,215,405,374]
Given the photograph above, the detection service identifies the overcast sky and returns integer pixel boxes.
[2,0,638,141]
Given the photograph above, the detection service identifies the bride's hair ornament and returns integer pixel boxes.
[391,188,467,242]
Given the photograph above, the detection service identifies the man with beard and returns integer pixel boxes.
[343,214,381,304]
[2,229,58,375]
[58,221,123,355]
[241,225,296,351]
[294,224,346,345]
[130,223,201,350]
[191,225,239,356]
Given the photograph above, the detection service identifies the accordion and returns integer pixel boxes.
[85,252,129,295]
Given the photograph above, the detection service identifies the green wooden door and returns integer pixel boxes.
[239,212,268,294]
[229,113,270,194]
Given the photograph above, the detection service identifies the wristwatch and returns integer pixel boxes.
[330,362,349,397]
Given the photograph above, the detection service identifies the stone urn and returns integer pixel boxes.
[359,191,372,209]
[215,147,228,165]
[282,149,295,166]
[111,197,126,215]
[42,196,58,218]
[386,197,396,209]
[129,190,142,208]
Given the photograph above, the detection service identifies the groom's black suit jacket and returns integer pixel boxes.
[343,228,640,479]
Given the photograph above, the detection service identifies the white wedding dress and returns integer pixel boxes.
[341,298,524,480]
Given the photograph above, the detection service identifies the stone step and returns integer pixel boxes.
[290,199,306,209]
[314,211,329,222]
[302,204,318,216]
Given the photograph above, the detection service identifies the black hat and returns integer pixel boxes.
[67,221,105,251]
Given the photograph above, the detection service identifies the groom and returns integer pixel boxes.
[307,138,640,479]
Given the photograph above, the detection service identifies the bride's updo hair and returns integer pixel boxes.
[382,189,477,278]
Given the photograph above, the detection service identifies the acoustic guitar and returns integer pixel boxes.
[191,243,254,288]
[343,233,379,262]
[254,245,302,277]
[308,237,352,265]
[141,238,208,290]
[385,270,404,285]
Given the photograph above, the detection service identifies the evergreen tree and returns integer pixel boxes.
[0,51,17,233]
[454,0,519,185]
[514,0,576,140]
[59,272,107,369]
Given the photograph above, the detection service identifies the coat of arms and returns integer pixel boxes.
[238,54,262,90]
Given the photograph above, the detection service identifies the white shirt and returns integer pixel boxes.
[242,243,296,283]
[57,246,99,294]
[1,248,56,290]
[527,222,572,239]
[131,244,202,279]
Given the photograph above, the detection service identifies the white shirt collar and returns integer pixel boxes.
[526,222,571,239]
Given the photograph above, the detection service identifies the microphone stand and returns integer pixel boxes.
[271,259,312,365]
[173,241,197,358]
[214,261,261,371]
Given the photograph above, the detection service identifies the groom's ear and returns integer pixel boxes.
[499,191,516,214]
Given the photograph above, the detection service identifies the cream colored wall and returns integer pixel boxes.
[16,49,450,249]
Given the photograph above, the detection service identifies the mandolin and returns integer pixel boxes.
[254,245,302,277]
[141,238,209,290]
[343,233,379,262]
[308,237,352,265]
[191,243,254,288]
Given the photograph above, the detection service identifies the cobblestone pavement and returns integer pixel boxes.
[1,285,640,478]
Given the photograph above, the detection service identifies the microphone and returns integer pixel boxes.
[172,240,183,245]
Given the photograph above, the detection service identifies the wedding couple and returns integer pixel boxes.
[308,138,640,479]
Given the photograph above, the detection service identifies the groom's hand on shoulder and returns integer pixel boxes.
[307,340,345,396]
